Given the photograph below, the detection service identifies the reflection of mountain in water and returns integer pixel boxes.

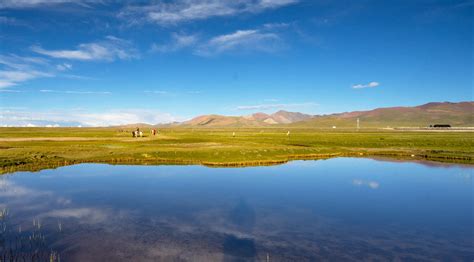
[229,199,256,232]
[222,199,257,261]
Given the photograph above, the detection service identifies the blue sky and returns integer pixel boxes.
[0,0,472,126]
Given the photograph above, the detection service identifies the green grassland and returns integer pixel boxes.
[0,127,473,174]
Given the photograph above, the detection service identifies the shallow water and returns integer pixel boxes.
[0,158,472,261]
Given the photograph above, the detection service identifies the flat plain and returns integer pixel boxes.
[1,127,473,174]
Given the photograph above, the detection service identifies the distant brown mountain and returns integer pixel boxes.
[272,110,313,123]
[178,110,312,127]
[157,101,473,128]
[291,101,473,128]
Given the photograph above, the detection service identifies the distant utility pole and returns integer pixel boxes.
[357,118,360,129]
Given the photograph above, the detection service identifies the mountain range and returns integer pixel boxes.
[161,101,473,128]
[177,110,312,127]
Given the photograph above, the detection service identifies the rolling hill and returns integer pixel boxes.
[178,111,312,127]
[157,101,473,128]
[291,102,473,128]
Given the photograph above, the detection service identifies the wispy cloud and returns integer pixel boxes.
[0,0,93,9]
[120,0,298,26]
[352,81,380,89]
[39,89,111,95]
[40,208,109,224]
[150,33,198,53]
[56,63,72,71]
[0,55,54,88]
[152,23,288,56]
[0,70,52,88]
[262,22,291,29]
[59,74,98,80]
[0,89,23,93]
[0,16,27,26]
[31,36,139,61]
[237,102,317,110]
[0,108,183,127]
[144,90,169,95]
[264,98,279,102]
[0,52,97,88]
[0,180,50,197]
[352,179,380,189]
[144,90,201,95]
[196,29,282,56]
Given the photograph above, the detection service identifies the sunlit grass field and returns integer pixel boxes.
[0,127,472,174]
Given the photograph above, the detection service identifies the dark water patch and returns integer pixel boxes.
[222,235,256,261]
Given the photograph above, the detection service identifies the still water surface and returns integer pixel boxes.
[0,158,472,261]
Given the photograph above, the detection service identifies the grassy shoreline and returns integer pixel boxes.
[1,127,473,174]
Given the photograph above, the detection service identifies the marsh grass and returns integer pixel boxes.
[0,207,62,262]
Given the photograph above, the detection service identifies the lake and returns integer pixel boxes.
[0,158,472,261]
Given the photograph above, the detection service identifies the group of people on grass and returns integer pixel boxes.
[132,128,158,138]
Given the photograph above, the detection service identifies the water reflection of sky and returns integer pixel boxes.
[0,158,472,261]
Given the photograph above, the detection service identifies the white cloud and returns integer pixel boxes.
[196,29,281,56]
[40,208,109,224]
[39,89,111,94]
[0,54,95,88]
[0,70,52,88]
[144,90,202,95]
[264,98,279,102]
[0,89,23,93]
[262,22,291,29]
[352,179,379,189]
[152,24,288,56]
[120,0,298,25]
[352,81,380,89]
[0,57,93,91]
[76,110,180,126]
[0,108,183,127]
[0,180,51,197]
[31,36,139,61]
[237,102,317,110]
[0,0,92,9]
[0,80,16,88]
[0,16,25,26]
[60,74,98,80]
[56,63,72,71]
[0,180,31,197]
[0,70,39,82]
[0,70,52,86]
[150,33,198,53]
[0,55,49,69]
[0,54,54,88]
[144,90,168,95]
[65,90,110,94]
